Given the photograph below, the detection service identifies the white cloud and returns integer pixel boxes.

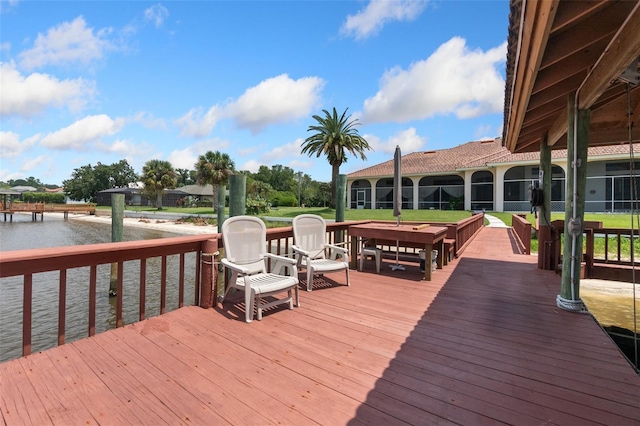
[40,114,124,150]
[20,155,48,172]
[175,106,221,138]
[0,61,95,117]
[144,4,169,28]
[341,0,428,40]
[0,131,39,158]
[226,74,325,134]
[130,111,167,130]
[18,16,113,70]
[362,37,507,123]
[260,138,303,164]
[167,146,198,170]
[176,74,325,137]
[239,159,261,173]
[364,127,425,154]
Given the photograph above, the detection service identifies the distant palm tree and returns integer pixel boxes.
[302,107,371,208]
[195,151,235,211]
[141,159,177,209]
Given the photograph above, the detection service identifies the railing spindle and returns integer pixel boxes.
[58,269,67,346]
[89,265,96,336]
[116,261,124,328]
[23,274,32,356]
[179,253,185,308]
[140,259,146,321]
[160,256,167,314]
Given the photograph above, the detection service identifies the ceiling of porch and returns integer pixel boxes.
[503,0,640,153]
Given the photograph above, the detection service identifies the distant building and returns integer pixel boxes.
[96,188,188,207]
[347,138,639,213]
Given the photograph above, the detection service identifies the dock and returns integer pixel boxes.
[1,203,96,221]
[1,227,639,424]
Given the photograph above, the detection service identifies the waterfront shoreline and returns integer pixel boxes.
[65,212,218,235]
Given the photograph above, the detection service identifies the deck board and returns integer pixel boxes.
[1,227,639,425]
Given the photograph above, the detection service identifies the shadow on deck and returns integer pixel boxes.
[1,228,639,425]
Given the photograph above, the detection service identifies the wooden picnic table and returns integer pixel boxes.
[348,222,447,280]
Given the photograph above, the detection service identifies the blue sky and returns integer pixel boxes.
[0,0,509,186]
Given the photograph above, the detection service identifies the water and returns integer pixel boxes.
[0,214,199,362]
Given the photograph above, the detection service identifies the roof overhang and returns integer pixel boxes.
[503,0,640,153]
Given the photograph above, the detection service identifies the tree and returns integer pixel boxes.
[302,107,371,208]
[63,160,138,202]
[110,160,139,187]
[175,168,196,186]
[194,151,235,211]
[141,159,177,209]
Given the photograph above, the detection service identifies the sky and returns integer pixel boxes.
[0,0,509,186]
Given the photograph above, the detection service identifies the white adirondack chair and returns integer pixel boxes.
[292,214,350,291]
[220,216,299,323]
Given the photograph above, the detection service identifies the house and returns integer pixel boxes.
[96,187,188,207]
[347,137,639,213]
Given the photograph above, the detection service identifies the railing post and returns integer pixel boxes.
[200,239,219,309]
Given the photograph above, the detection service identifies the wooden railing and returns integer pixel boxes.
[546,220,637,278]
[0,222,352,360]
[594,227,638,265]
[450,212,485,256]
[512,214,532,255]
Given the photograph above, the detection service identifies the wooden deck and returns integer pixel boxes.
[2,228,639,425]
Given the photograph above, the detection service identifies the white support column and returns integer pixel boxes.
[494,166,506,212]
[412,177,420,210]
[464,170,473,211]
[370,178,377,210]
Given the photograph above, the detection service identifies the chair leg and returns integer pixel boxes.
[345,266,350,286]
[245,283,254,323]
[307,267,313,292]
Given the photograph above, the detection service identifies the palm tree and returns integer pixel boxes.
[141,159,177,209]
[195,151,235,211]
[302,107,371,208]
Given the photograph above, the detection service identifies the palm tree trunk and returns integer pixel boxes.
[156,191,162,209]
[331,164,339,208]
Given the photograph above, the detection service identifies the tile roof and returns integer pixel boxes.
[347,138,640,178]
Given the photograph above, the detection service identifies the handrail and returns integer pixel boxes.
[0,233,219,359]
[0,221,351,361]
[512,214,532,254]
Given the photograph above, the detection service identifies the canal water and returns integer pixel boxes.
[0,214,200,362]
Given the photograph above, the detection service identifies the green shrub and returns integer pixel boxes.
[269,191,297,207]
[21,192,66,204]
[246,197,270,215]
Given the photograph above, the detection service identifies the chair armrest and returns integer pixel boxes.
[324,243,348,260]
[291,245,310,256]
[265,253,298,276]
[221,258,250,275]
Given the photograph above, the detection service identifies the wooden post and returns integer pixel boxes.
[538,133,552,269]
[109,194,124,297]
[200,238,218,309]
[560,94,590,309]
[229,175,246,217]
[217,184,226,233]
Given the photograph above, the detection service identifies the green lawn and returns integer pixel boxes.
[105,205,472,223]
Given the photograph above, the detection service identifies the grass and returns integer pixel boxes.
[102,205,638,258]
[102,205,472,223]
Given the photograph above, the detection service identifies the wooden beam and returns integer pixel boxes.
[578,1,640,109]
[505,0,559,152]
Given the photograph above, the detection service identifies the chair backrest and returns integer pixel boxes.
[222,216,267,273]
[292,214,327,253]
